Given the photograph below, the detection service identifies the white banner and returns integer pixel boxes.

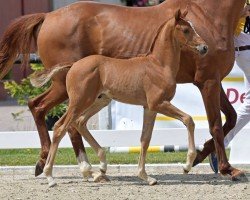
[111,62,248,129]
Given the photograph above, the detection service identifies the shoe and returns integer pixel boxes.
[208,152,218,174]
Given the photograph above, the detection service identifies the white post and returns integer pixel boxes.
[98,104,112,129]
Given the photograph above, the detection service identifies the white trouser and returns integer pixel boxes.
[224,32,250,147]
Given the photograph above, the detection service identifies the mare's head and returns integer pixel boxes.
[173,9,208,55]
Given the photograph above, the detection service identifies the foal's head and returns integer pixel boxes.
[173,9,208,55]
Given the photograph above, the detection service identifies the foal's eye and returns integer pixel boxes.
[183,28,189,34]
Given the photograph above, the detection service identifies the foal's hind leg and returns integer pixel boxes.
[73,95,111,182]
[28,81,86,176]
[43,108,80,187]
[44,93,99,187]
[137,108,157,185]
[67,126,90,179]
[153,101,196,173]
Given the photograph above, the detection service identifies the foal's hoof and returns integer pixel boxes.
[82,170,93,180]
[93,172,110,183]
[35,160,45,177]
[231,171,248,182]
[148,179,158,186]
[48,180,57,188]
[146,176,158,186]
[183,168,190,174]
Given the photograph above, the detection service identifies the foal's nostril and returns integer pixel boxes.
[203,45,208,51]
[198,44,208,55]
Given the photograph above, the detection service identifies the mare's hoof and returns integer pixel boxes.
[35,160,45,177]
[192,150,201,167]
[231,171,248,182]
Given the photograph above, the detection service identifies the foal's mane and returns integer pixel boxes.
[147,14,182,56]
[146,19,172,55]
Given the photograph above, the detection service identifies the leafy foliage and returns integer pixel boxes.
[4,64,67,118]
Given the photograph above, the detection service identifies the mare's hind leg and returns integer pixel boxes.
[153,101,196,173]
[28,81,86,176]
[73,94,111,182]
[137,108,157,185]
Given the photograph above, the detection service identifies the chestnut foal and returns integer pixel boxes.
[34,10,207,187]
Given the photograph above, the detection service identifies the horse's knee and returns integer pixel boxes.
[183,115,195,129]
[28,98,47,120]
[211,125,222,134]
[52,125,66,143]
[210,125,223,141]
[28,98,35,110]
[75,116,87,128]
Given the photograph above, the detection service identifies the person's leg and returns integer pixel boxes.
[224,52,250,145]
[224,100,250,146]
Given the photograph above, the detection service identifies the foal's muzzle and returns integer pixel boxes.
[196,44,208,55]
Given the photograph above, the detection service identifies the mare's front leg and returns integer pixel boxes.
[193,84,237,165]
[137,108,157,185]
[196,79,244,179]
[28,80,86,177]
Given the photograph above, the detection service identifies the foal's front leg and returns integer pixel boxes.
[137,108,157,185]
[152,101,197,173]
[73,95,111,182]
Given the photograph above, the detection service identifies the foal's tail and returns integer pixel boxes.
[30,63,73,87]
[0,13,46,79]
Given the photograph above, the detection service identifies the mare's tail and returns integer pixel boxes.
[30,63,73,87]
[0,13,46,79]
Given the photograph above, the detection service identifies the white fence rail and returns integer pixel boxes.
[0,128,211,149]
[0,128,249,164]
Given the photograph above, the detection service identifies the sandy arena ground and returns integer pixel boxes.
[0,164,249,200]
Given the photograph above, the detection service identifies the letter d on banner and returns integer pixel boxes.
[226,88,239,104]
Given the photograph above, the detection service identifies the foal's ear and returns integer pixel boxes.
[181,8,188,18]
[175,9,182,21]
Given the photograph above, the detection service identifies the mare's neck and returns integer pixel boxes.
[186,0,245,50]
[149,20,180,68]
[191,0,245,36]
[197,0,245,20]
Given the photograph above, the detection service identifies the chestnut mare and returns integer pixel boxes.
[0,0,246,180]
[32,10,207,187]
